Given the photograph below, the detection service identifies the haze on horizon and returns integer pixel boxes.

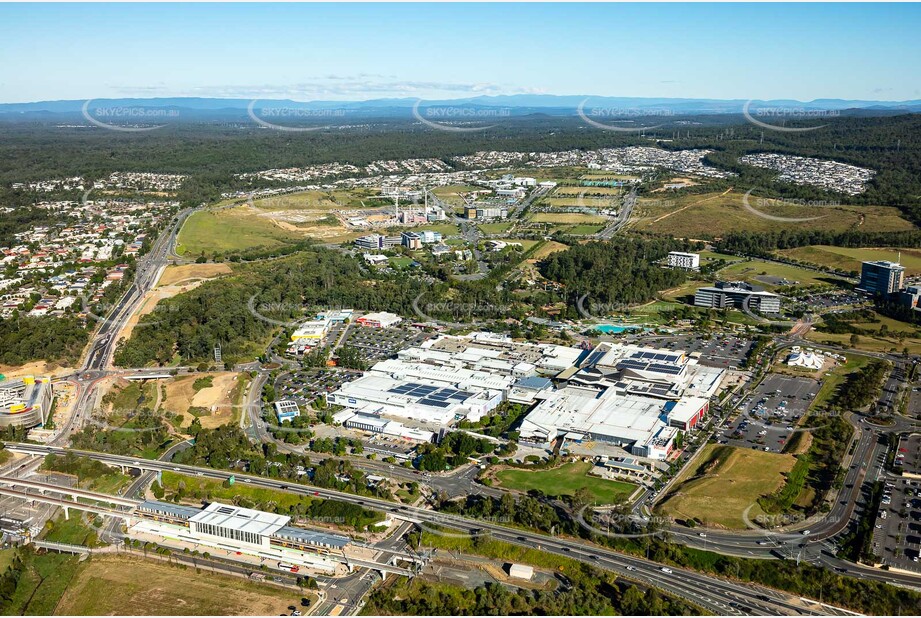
[1,2,920,104]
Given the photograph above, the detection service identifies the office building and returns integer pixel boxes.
[274,400,300,423]
[667,251,700,270]
[694,281,781,314]
[859,260,905,296]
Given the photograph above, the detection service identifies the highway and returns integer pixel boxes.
[55,207,195,446]
[1,441,849,616]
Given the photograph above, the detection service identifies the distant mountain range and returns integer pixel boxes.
[3,95,921,119]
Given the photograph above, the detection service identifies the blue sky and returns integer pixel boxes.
[1,2,920,103]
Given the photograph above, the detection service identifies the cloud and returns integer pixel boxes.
[111,77,525,100]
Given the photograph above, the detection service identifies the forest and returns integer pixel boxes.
[538,238,691,311]
[0,314,89,366]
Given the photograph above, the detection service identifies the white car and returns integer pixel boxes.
[660,567,673,574]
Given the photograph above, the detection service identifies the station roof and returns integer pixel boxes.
[274,526,350,549]
[189,502,290,536]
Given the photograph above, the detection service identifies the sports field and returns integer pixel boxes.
[55,555,304,616]
[657,444,796,529]
[495,461,635,505]
[628,191,916,238]
[776,246,921,275]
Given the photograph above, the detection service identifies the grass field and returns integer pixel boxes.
[530,212,607,224]
[657,444,796,529]
[5,550,81,615]
[388,256,415,269]
[161,372,243,429]
[716,259,847,289]
[527,240,569,259]
[176,208,304,256]
[495,462,635,505]
[55,555,303,616]
[628,191,916,238]
[42,513,103,547]
[432,184,482,206]
[545,197,616,208]
[776,246,921,275]
[479,222,514,234]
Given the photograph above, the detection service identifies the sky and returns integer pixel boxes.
[1,2,920,104]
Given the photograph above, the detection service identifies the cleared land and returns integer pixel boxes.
[495,461,635,505]
[657,444,796,529]
[628,191,916,238]
[176,208,305,256]
[157,263,233,287]
[161,372,244,428]
[776,246,921,275]
[55,555,303,616]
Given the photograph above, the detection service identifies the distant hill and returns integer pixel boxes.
[2,94,921,119]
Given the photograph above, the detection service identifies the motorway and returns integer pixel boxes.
[54,207,195,447]
[2,441,852,616]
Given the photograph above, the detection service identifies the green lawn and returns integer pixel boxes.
[388,256,415,269]
[495,462,635,505]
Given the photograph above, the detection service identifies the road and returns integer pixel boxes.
[595,187,637,239]
[1,441,853,616]
[55,207,196,445]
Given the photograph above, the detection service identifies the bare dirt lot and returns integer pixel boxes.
[161,372,243,428]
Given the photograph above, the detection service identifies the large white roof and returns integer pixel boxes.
[189,502,290,536]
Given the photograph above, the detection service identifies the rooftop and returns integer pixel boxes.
[189,502,290,536]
